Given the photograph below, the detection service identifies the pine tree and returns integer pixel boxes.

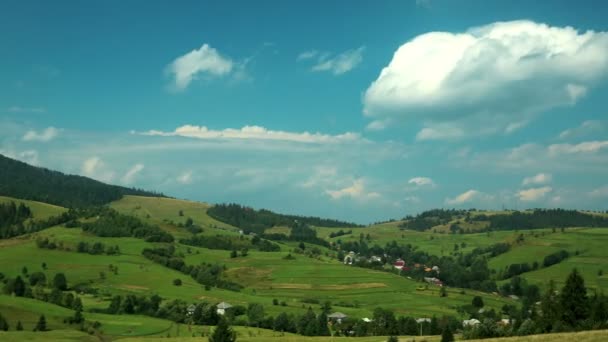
[560,268,589,327]
[441,325,455,342]
[0,313,9,331]
[53,273,68,291]
[16,320,23,331]
[13,275,26,297]
[34,314,46,331]
[209,317,236,342]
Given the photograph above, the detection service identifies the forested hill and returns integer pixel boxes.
[207,203,363,234]
[0,154,163,208]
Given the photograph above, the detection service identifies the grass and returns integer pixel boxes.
[0,195,67,220]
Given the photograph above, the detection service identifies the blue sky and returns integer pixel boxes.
[1,0,608,223]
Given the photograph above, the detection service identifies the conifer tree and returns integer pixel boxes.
[441,325,455,342]
[560,268,589,327]
[34,314,46,331]
[209,317,236,342]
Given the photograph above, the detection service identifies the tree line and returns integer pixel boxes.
[207,203,362,235]
[0,153,163,208]
[78,208,173,242]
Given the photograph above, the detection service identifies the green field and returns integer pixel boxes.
[2,195,608,341]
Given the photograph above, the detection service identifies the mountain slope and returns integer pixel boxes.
[0,154,163,208]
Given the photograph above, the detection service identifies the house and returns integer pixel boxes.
[432,265,440,273]
[362,317,373,323]
[498,318,512,326]
[186,304,196,316]
[394,258,405,270]
[415,318,431,324]
[216,302,232,315]
[343,251,356,265]
[370,255,382,263]
[328,312,348,324]
[463,318,481,327]
[423,277,443,286]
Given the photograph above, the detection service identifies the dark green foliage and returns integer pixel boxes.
[34,314,46,331]
[13,275,26,296]
[476,209,608,231]
[543,250,570,267]
[560,269,589,327]
[53,273,68,291]
[0,313,8,331]
[209,317,236,342]
[247,303,265,327]
[80,208,173,242]
[207,203,361,236]
[0,201,32,237]
[472,296,484,308]
[173,278,182,286]
[387,336,399,342]
[29,272,46,286]
[400,209,469,231]
[0,153,163,208]
[180,234,249,251]
[441,325,455,342]
[16,320,23,331]
[142,247,242,291]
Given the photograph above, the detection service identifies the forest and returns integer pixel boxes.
[0,154,163,208]
[207,203,362,235]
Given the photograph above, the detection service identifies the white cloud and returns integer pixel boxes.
[121,163,144,185]
[404,196,421,203]
[7,106,46,113]
[308,46,365,75]
[81,157,115,183]
[522,173,552,186]
[135,124,361,144]
[364,20,608,138]
[445,190,490,205]
[22,127,59,142]
[518,186,552,201]
[408,177,435,187]
[166,44,233,90]
[297,50,318,61]
[177,171,193,184]
[326,179,381,201]
[589,185,608,198]
[416,125,465,141]
[548,140,608,155]
[365,119,390,131]
[559,120,604,139]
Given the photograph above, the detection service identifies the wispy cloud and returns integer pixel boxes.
[22,127,59,142]
[559,120,604,139]
[548,141,608,155]
[445,190,491,205]
[311,46,365,75]
[298,47,365,75]
[518,186,552,201]
[134,124,361,144]
[166,43,233,91]
[408,177,436,188]
[81,157,115,183]
[121,163,144,185]
[177,171,193,184]
[522,173,552,186]
[7,106,46,114]
[326,178,380,201]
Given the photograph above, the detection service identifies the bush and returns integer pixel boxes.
[173,279,182,286]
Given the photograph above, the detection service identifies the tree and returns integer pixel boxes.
[441,325,455,342]
[53,273,68,291]
[317,312,330,336]
[34,315,46,331]
[440,286,447,297]
[387,336,399,342]
[230,249,238,258]
[0,313,8,331]
[472,296,484,308]
[247,303,265,327]
[173,278,182,286]
[16,320,23,331]
[22,266,28,275]
[560,268,589,327]
[13,275,26,297]
[41,262,47,270]
[29,272,47,286]
[209,317,236,342]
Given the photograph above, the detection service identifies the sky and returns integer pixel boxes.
[1,0,608,223]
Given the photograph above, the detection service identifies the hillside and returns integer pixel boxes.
[0,154,163,208]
